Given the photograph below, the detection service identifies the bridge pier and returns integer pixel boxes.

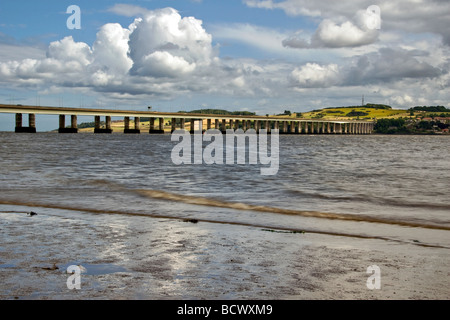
[281,121,288,134]
[221,119,227,133]
[290,121,295,134]
[234,119,240,130]
[254,120,260,133]
[189,119,204,133]
[149,117,165,134]
[124,116,141,134]
[171,118,177,133]
[190,119,195,134]
[15,113,36,133]
[264,120,270,133]
[58,115,78,133]
[94,115,112,134]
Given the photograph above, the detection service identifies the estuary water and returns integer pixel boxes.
[0,132,449,249]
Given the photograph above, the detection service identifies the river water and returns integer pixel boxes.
[1,132,449,248]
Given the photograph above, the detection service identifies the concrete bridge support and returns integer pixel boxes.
[221,119,226,133]
[290,121,296,134]
[282,121,288,134]
[265,120,270,133]
[94,116,112,133]
[234,119,240,130]
[171,118,177,133]
[255,120,260,133]
[124,116,141,134]
[149,117,165,134]
[190,119,195,133]
[15,113,37,133]
[59,114,78,133]
[149,118,155,132]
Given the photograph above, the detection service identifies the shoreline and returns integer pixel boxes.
[1,205,449,300]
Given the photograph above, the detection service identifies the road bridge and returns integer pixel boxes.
[0,104,375,134]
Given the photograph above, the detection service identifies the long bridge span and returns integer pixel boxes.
[0,104,375,134]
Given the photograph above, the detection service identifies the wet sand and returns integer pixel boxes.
[0,206,449,300]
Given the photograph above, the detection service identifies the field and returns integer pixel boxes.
[293,107,409,120]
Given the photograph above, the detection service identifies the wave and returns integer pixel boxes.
[0,198,448,249]
[286,188,450,211]
[131,189,450,231]
[1,179,449,249]
[2,179,449,232]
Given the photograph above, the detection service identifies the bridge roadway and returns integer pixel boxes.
[0,104,375,134]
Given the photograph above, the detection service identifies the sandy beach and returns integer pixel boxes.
[1,206,448,300]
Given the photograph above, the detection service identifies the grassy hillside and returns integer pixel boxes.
[293,104,407,120]
[278,105,450,120]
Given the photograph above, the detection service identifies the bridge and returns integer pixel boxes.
[0,104,375,134]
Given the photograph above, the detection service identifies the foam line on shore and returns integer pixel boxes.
[1,200,449,249]
[132,188,450,231]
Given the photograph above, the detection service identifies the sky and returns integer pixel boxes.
[0,0,449,130]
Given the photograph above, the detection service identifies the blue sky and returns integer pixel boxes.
[0,0,449,130]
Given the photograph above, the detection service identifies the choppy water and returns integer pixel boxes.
[0,132,449,248]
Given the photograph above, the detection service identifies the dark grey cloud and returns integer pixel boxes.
[344,47,442,85]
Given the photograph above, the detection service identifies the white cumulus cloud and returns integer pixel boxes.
[290,63,340,88]
[92,23,133,75]
[128,8,214,77]
[47,36,93,66]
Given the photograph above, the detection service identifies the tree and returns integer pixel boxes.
[374,118,407,134]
